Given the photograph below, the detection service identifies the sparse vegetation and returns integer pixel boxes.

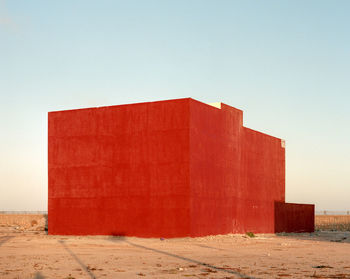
[245,232,255,238]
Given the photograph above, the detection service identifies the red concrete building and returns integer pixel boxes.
[48,98,314,237]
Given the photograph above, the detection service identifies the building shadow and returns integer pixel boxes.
[0,236,14,247]
[58,240,97,279]
[108,237,256,279]
[193,243,230,252]
[33,272,45,279]
[44,214,48,233]
[275,231,350,244]
[109,232,126,241]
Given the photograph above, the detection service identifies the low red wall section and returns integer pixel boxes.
[274,202,315,233]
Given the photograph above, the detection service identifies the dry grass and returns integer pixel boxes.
[315,215,350,231]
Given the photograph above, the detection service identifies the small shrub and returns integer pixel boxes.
[246,231,255,238]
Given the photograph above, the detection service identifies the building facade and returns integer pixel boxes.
[48,98,314,237]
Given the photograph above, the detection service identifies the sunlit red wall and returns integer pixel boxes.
[48,98,314,236]
[189,100,243,236]
[49,99,191,237]
[188,100,288,236]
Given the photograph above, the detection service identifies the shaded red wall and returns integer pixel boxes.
[275,202,315,233]
[49,98,314,237]
[188,100,286,235]
[237,127,285,233]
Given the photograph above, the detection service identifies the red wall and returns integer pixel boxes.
[275,202,315,233]
[49,99,192,237]
[48,98,314,236]
[188,100,286,235]
[189,100,242,236]
[237,127,286,233]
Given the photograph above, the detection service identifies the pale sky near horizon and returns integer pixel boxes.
[1,0,349,211]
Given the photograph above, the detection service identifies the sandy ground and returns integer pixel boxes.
[0,227,350,279]
[0,214,47,232]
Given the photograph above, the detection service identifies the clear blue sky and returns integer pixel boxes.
[1,0,349,211]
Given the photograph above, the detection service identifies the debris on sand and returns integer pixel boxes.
[312,265,333,269]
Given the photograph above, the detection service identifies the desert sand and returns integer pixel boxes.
[1,224,350,279]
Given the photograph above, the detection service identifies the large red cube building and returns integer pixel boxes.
[48,98,314,237]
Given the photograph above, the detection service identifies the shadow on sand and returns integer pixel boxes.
[108,236,256,279]
[191,243,237,253]
[276,231,350,244]
[32,272,45,279]
[44,214,48,233]
[59,240,97,279]
[0,235,14,247]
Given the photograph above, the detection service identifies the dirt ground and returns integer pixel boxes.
[1,226,350,279]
